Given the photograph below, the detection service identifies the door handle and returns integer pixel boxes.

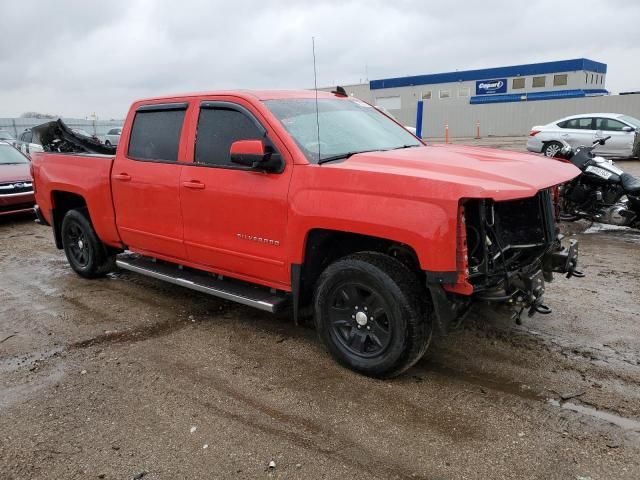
[113,173,131,181]
[182,181,206,190]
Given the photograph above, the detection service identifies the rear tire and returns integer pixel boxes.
[543,141,563,157]
[313,252,432,378]
[61,209,115,278]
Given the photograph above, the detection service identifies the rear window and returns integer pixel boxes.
[128,108,186,162]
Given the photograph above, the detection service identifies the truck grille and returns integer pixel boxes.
[464,189,556,290]
[0,181,33,195]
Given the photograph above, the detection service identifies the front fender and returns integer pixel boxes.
[287,187,459,273]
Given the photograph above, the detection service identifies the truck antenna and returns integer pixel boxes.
[312,36,321,162]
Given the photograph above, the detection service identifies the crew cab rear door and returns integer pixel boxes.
[179,99,293,289]
[111,102,188,260]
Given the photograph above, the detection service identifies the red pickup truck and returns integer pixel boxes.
[31,89,581,377]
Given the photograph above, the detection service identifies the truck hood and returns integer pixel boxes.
[0,163,31,183]
[327,144,580,200]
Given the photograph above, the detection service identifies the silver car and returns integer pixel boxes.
[527,113,640,158]
[104,127,122,147]
[16,129,43,156]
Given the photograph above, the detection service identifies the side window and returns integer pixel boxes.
[512,78,525,89]
[195,107,264,167]
[532,76,546,88]
[553,74,568,86]
[579,118,595,129]
[564,118,593,129]
[128,107,186,162]
[22,131,33,142]
[596,118,626,131]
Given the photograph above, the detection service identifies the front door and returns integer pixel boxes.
[179,100,292,288]
[594,117,636,157]
[111,103,188,260]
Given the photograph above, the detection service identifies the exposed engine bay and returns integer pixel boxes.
[31,119,116,155]
[464,189,581,322]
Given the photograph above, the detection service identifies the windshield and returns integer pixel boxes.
[0,144,28,164]
[264,98,421,163]
[619,115,640,129]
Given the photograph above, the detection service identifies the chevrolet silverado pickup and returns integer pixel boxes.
[30,89,582,377]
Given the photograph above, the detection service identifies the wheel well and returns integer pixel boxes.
[51,191,87,249]
[295,229,423,312]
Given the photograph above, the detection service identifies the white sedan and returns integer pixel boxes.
[527,113,640,158]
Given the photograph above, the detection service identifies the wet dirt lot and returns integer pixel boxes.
[1,138,639,480]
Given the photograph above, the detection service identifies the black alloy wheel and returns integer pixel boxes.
[64,221,90,268]
[61,209,115,278]
[314,252,432,377]
[327,282,393,358]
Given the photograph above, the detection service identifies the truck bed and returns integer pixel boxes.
[31,151,122,248]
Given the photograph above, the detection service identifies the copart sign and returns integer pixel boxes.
[476,79,507,95]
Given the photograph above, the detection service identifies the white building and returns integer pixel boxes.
[325,58,610,137]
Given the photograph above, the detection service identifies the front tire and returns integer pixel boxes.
[61,209,115,278]
[314,252,432,378]
[543,141,564,157]
[105,140,111,147]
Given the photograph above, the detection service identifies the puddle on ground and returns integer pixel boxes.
[0,346,64,374]
[0,361,65,411]
[549,398,640,432]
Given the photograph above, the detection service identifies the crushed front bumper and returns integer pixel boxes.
[474,238,582,322]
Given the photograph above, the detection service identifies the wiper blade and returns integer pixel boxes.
[390,144,421,150]
[317,150,378,165]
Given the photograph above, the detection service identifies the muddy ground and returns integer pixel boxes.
[1,138,639,480]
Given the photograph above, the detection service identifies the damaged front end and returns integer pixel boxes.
[463,188,582,324]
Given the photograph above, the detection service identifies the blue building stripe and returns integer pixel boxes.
[370,58,607,90]
[469,88,608,104]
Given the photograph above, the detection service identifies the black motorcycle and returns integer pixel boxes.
[552,136,640,228]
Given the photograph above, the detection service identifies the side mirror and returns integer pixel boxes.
[622,126,635,132]
[230,139,283,173]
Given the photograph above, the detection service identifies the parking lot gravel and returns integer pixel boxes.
[1,137,639,479]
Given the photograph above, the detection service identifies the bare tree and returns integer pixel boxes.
[20,112,57,119]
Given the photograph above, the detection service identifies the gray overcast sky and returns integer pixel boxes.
[0,0,638,118]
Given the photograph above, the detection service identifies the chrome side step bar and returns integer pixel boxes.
[115,254,288,313]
